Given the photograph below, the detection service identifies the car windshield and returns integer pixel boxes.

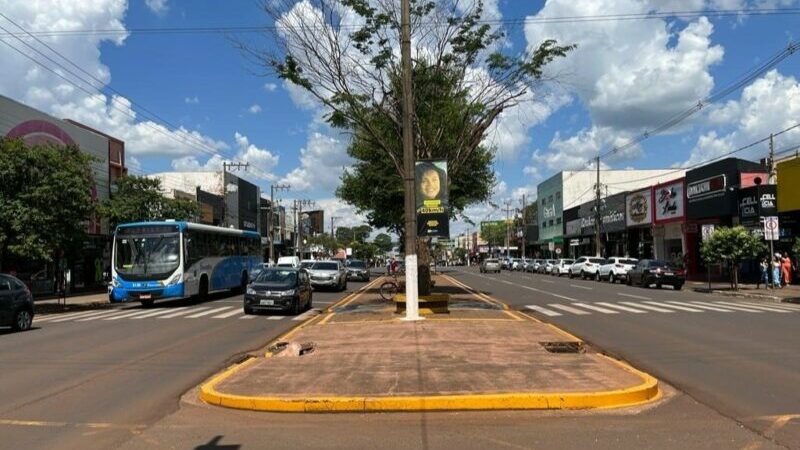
[313,262,339,271]
[349,261,366,269]
[300,262,315,269]
[649,260,669,268]
[276,263,294,268]
[620,259,638,265]
[486,259,498,263]
[563,259,574,264]
[254,269,297,287]
[589,258,605,263]
[114,232,180,280]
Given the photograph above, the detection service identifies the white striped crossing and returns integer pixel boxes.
[520,300,799,318]
[595,302,647,313]
[212,308,246,319]
[619,302,674,313]
[712,301,790,313]
[573,303,619,314]
[185,307,233,318]
[524,305,562,316]
[667,301,734,313]
[549,304,591,315]
[49,310,114,323]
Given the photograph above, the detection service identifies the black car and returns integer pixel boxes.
[243,268,312,315]
[0,274,34,331]
[626,259,685,290]
[346,260,370,282]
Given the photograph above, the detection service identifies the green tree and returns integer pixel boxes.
[351,241,378,262]
[793,237,800,256]
[480,221,507,248]
[352,225,373,243]
[373,233,394,253]
[100,175,199,228]
[0,138,96,270]
[308,233,341,257]
[453,247,467,263]
[701,226,765,290]
[334,226,353,243]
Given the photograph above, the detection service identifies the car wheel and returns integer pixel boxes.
[244,305,254,315]
[609,273,616,283]
[655,283,662,289]
[292,298,301,315]
[626,276,632,286]
[595,272,600,282]
[674,283,683,291]
[581,270,587,280]
[307,293,313,310]
[12,308,33,331]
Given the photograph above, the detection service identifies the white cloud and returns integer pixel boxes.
[685,69,800,166]
[145,0,168,16]
[283,80,319,110]
[248,104,262,114]
[525,0,724,132]
[184,96,199,104]
[313,198,368,229]
[279,131,352,192]
[171,132,280,181]
[264,82,278,92]
[533,126,639,173]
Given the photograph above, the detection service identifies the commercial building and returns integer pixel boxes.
[777,155,800,251]
[0,94,127,293]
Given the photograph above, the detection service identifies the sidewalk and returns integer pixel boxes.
[34,291,111,315]
[690,280,800,303]
[200,275,660,413]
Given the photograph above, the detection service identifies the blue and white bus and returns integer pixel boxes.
[110,221,262,306]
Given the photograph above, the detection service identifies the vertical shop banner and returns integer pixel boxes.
[653,180,685,223]
[416,160,450,237]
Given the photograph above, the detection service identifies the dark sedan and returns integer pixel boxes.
[0,274,34,331]
[346,260,370,282]
[243,268,312,315]
[626,259,685,290]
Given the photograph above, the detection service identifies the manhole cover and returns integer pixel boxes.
[539,341,585,353]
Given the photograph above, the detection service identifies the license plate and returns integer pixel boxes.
[260,299,274,306]
[139,293,151,300]
[664,272,674,276]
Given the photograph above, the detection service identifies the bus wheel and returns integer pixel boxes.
[199,276,209,302]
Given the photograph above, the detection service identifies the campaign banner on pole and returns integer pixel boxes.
[416,160,450,238]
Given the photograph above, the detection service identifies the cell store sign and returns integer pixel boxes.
[653,180,685,223]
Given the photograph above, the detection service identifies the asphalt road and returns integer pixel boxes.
[0,277,373,450]
[447,266,800,449]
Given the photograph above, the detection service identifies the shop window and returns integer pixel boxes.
[556,217,562,224]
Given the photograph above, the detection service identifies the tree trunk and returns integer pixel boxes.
[417,237,432,296]
[733,263,739,291]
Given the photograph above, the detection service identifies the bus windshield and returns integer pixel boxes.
[115,232,181,280]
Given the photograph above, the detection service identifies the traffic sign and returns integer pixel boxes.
[763,216,779,241]
[701,224,715,241]
[555,248,562,255]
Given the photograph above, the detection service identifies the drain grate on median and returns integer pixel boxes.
[269,341,316,357]
[539,341,585,354]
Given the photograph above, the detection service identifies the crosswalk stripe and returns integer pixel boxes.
[549,304,592,315]
[76,310,131,321]
[292,310,316,321]
[524,305,562,316]
[596,302,647,313]
[36,309,119,323]
[666,301,733,312]
[104,309,159,320]
[49,310,114,322]
[619,302,674,313]
[570,284,593,290]
[572,303,619,314]
[240,314,256,319]
[617,293,652,300]
[212,309,245,319]
[694,302,763,313]
[646,301,703,312]
[186,306,232,318]
[158,307,209,319]
[739,301,800,311]
[268,315,284,320]
[712,301,789,313]
[132,308,189,319]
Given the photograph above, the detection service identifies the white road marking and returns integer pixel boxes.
[539,279,555,284]
[646,301,703,312]
[570,284,593,290]
[524,305,562,316]
[131,308,189,319]
[292,310,316,321]
[619,302,674,313]
[596,302,647,313]
[512,283,580,302]
[267,315,284,320]
[76,310,133,321]
[549,304,592,315]
[186,306,233,318]
[49,310,114,323]
[104,309,162,320]
[240,315,257,319]
[157,307,209,319]
[617,293,652,301]
[212,308,246,319]
[712,301,789,313]
[740,301,800,311]
[572,303,619,314]
[36,309,120,323]
[666,301,733,312]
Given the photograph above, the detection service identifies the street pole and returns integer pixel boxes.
[503,200,513,260]
[594,156,602,258]
[768,133,775,268]
[400,0,420,321]
[268,183,290,264]
[521,194,527,259]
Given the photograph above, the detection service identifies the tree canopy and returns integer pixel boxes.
[373,233,394,253]
[700,226,765,290]
[480,221,507,248]
[100,175,199,228]
[0,138,96,269]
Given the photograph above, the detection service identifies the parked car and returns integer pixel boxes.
[626,259,685,290]
[300,259,316,270]
[0,273,34,331]
[346,259,370,282]
[520,259,532,271]
[568,256,606,279]
[553,259,574,276]
[480,258,501,273]
[598,257,639,283]
[541,259,557,274]
[244,267,312,315]
[510,258,523,271]
[307,260,348,291]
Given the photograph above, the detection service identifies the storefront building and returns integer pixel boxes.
[536,173,565,257]
[563,206,584,259]
[625,188,654,259]
[652,177,687,267]
[574,192,627,258]
[684,158,767,279]
[777,156,800,249]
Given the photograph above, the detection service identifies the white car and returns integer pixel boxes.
[568,256,606,279]
[598,257,638,283]
[510,258,523,271]
[553,259,574,276]
[542,259,557,274]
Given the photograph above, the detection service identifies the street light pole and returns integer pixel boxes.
[400,0,420,321]
[268,183,290,264]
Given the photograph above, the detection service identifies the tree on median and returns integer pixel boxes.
[373,233,394,253]
[0,138,96,271]
[99,175,199,229]
[700,226,765,290]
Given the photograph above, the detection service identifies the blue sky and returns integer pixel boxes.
[2,0,800,233]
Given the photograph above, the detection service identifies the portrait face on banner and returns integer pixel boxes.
[416,160,449,238]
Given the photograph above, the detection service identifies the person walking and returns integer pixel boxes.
[772,255,782,289]
[781,252,794,287]
[758,257,769,289]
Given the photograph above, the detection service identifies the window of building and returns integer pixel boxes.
[548,195,553,204]
[548,219,554,226]
[556,217,562,224]
[542,221,547,228]
[556,191,562,200]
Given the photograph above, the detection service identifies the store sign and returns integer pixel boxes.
[543,204,556,219]
[565,219,582,236]
[738,185,778,220]
[687,174,726,200]
[626,189,652,226]
[654,181,685,222]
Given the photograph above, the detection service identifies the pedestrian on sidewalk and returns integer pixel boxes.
[758,257,769,289]
[781,252,794,287]
[772,255,782,289]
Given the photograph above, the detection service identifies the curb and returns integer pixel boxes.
[199,275,661,413]
[691,288,798,304]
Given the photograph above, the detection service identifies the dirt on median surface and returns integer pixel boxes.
[200,273,660,412]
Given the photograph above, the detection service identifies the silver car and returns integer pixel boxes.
[307,261,348,291]
[480,258,501,273]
